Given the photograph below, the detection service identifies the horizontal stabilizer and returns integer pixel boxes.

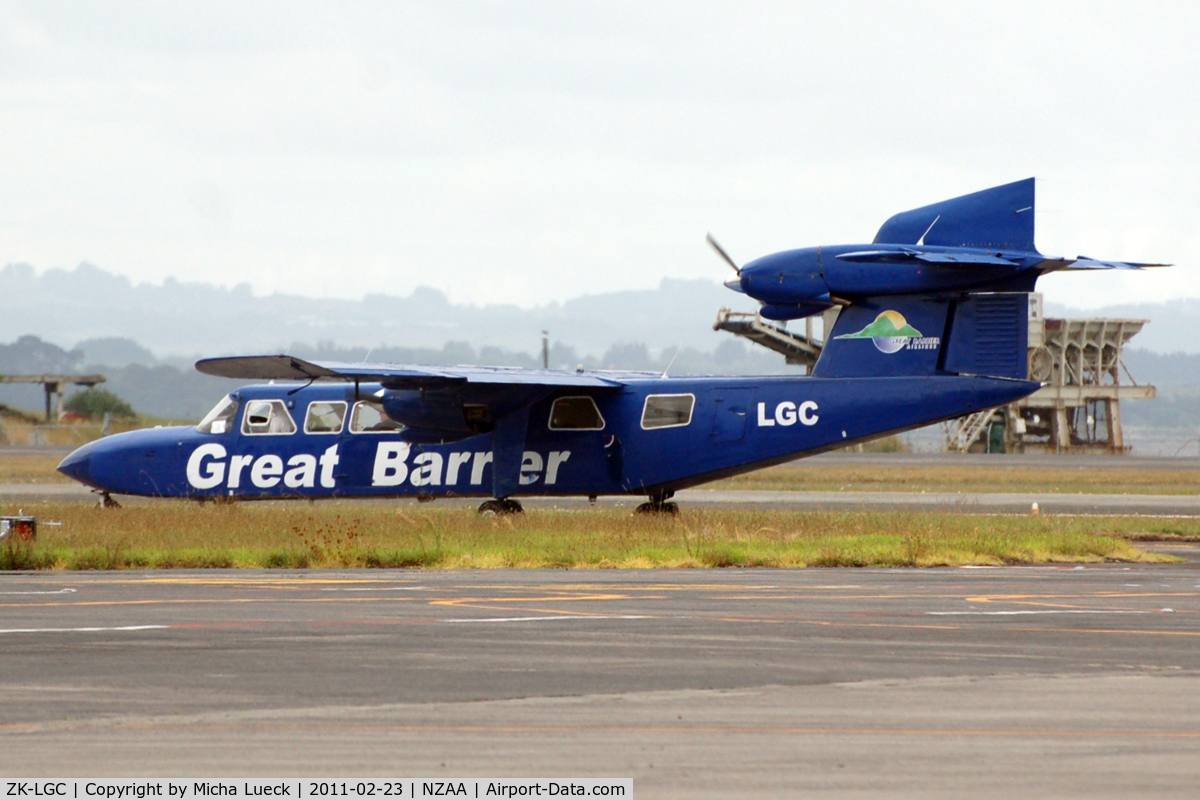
[874,178,1037,251]
[1035,257,1171,272]
[835,249,915,263]
[196,355,631,388]
[837,249,1018,266]
[913,252,1018,266]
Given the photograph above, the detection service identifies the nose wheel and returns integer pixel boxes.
[478,498,524,516]
[93,490,122,509]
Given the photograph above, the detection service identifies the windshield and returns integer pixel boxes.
[197,395,238,434]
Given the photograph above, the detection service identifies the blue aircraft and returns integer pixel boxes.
[57,179,1160,513]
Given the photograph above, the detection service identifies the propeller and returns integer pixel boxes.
[706,233,745,292]
[706,233,740,275]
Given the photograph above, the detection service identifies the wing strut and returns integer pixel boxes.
[491,406,529,499]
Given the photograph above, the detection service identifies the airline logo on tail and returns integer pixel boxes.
[835,311,940,354]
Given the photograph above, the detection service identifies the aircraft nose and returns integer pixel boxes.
[57,441,96,485]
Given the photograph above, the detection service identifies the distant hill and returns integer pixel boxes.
[5,261,1196,359]
[0,333,798,421]
[1,262,750,359]
[1121,349,1200,387]
[1045,298,1200,354]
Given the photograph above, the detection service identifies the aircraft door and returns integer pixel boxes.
[710,387,754,444]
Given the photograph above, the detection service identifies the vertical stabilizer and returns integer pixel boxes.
[873,178,1037,252]
[812,293,1029,380]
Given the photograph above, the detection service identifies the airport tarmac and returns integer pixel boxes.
[2,560,1199,796]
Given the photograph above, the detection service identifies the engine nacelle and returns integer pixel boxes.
[381,388,493,438]
[738,248,830,307]
[737,245,1040,320]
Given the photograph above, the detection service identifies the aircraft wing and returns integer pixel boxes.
[195,355,632,388]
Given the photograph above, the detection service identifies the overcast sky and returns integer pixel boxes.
[1,1,1196,310]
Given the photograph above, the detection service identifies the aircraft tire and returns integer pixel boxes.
[478,499,524,516]
[95,492,122,509]
[635,501,679,515]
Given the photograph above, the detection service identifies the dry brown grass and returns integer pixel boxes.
[0,501,1183,570]
[0,454,72,484]
[0,420,150,449]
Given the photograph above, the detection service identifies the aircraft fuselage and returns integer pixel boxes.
[59,374,1036,501]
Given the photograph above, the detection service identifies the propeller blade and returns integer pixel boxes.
[706,233,741,275]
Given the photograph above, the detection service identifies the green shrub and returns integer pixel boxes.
[64,389,136,420]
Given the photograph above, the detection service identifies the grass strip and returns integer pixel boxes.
[0,502,1185,570]
[710,463,1200,495]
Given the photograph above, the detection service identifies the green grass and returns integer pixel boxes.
[0,502,1183,570]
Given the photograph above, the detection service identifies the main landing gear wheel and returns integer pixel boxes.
[635,492,679,515]
[478,498,524,516]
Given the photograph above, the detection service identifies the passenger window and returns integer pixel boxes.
[197,394,238,435]
[548,396,605,430]
[349,400,404,433]
[242,400,296,436]
[641,394,695,430]
[304,401,347,434]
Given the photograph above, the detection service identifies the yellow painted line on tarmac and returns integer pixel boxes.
[652,615,1200,637]
[431,594,630,606]
[967,592,1198,602]
[430,593,644,619]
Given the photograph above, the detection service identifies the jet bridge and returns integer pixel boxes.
[713,307,838,372]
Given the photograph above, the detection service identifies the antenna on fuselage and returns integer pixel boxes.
[661,345,683,379]
[916,215,941,246]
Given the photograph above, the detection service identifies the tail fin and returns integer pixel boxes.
[873,178,1036,252]
[812,293,1029,380]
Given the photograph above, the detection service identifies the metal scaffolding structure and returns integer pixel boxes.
[954,294,1155,454]
[0,373,107,421]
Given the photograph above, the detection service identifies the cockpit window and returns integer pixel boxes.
[349,400,403,433]
[242,400,297,436]
[197,394,238,435]
[548,396,606,430]
[304,401,347,434]
[641,393,695,430]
